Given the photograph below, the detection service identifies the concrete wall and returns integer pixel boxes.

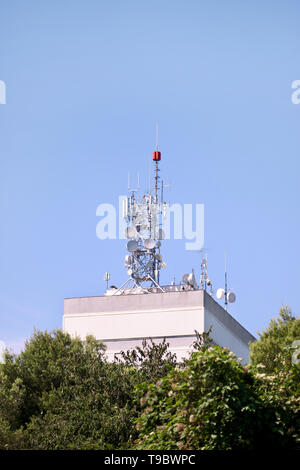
[63,290,255,363]
[204,294,256,362]
[63,290,206,362]
[104,335,198,362]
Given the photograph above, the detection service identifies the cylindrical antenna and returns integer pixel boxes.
[154,161,159,203]
[104,272,110,290]
[160,180,164,231]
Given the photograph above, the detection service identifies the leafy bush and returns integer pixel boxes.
[0,329,177,449]
[249,307,300,448]
[134,346,299,450]
[249,306,300,374]
[0,311,298,450]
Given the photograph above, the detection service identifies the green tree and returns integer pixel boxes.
[114,337,177,382]
[24,360,139,449]
[1,319,298,450]
[249,307,300,447]
[0,370,25,449]
[249,306,300,374]
[0,330,106,430]
[0,329,178,449]
[134,346,298,450]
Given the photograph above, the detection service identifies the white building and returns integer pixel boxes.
[63,287,256,363]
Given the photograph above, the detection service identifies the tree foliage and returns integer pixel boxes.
[249,306,300,374]
[248,306,300,447]
[114,338,177,382]
[0,309,299,450]
[134,346,299,450]
[0,329,177,449]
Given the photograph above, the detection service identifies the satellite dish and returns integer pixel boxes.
[216,288,225,299]
[144,238,155,250]
[124,255,132,266]
[126,226,137,239]
[127,240,138,252]
[187,272,196,286]
[127,269,133,276]
[227,292,236,303]
[161,262,166,269]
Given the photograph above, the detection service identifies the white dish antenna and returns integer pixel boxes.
[227,291,236,303]
[187,272,196,286]
[144,238,155,250]
[124,255,132,267]
[126,226,137,239]
[127,240,138,252]
[216,288,225,299]
[182,272,196,287]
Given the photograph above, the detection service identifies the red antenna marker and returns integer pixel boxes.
[153,121,161,161]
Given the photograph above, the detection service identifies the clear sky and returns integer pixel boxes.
[0,0,299,354]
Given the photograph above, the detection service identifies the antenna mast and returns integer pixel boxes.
[224,252,228,311]
[104,272,110,290]
[154,121,160,204]
[216,252,236,310]
[114,123,167,295]
[200,252,212,293]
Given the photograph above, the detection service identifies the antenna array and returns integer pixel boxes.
[112,125,168,293]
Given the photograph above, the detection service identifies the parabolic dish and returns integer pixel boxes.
[127,240,138,252]
[126,226,137,239]
[144,238,155,250]
[187,272,196,286]
[227,292,236,303]
[124,255,132,266]
[216,288,225,299]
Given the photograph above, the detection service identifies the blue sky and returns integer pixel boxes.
[0,0,299,354]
